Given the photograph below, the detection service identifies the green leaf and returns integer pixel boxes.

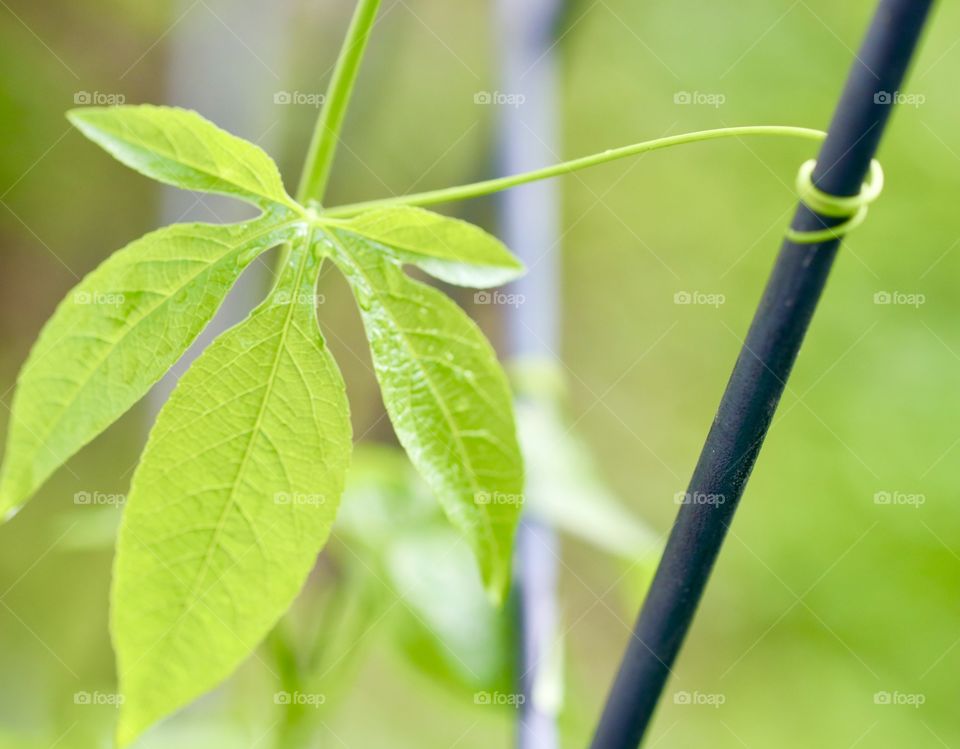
[111,240,351,746]
[336,445,439,545]
[518,396,657,559]
[510,360,658,559]
[338,447,512,691]
[68,105,295,208]
[340,206,525,287]
[386,528,513,691]
[328,229,523,601]
[0,216,296,519]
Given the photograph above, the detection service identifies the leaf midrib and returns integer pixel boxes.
[178,229,316,618]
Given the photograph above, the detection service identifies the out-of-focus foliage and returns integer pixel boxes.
[337,445,515,693]
[335,408,655,723]
[513,361,660,561]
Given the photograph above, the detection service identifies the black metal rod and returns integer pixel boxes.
[590,2,935,747]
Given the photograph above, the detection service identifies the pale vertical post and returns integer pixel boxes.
[495,1,564,747]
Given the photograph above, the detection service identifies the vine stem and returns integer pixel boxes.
[296,0,382,205]
[322,125,826,217]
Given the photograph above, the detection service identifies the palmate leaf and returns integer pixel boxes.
[68,106,296,208]
[0,215,297,518]
[0,102,527,743]
[112,239,351,747]
[339,205,525,287]
[327,229,524,601]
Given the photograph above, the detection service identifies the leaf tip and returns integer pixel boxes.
[484,583,506,608]
[66,106,100,126]
[482,562,511,608]
[115,691,156,749]
[66,107,104,139]
[502,257,527,284]
[114,709,138,749]
[1,505,22,526]
[0,470,27,526]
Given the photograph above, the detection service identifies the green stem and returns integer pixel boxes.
[296,0,382,205]
[267,623,310,749]
[322,125,826,218]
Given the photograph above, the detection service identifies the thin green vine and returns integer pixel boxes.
[320,125,827,218]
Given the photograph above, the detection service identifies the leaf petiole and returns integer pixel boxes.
[321,125,827,218]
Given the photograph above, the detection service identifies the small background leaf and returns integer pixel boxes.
[337,446,513,692]
[517,397,658,559]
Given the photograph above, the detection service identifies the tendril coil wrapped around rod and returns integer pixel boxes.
[786,158,884,244]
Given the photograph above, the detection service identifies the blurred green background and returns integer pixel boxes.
[1,0,959,747]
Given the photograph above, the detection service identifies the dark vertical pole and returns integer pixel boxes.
[494,0,564,747]
[590,1,935,747]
